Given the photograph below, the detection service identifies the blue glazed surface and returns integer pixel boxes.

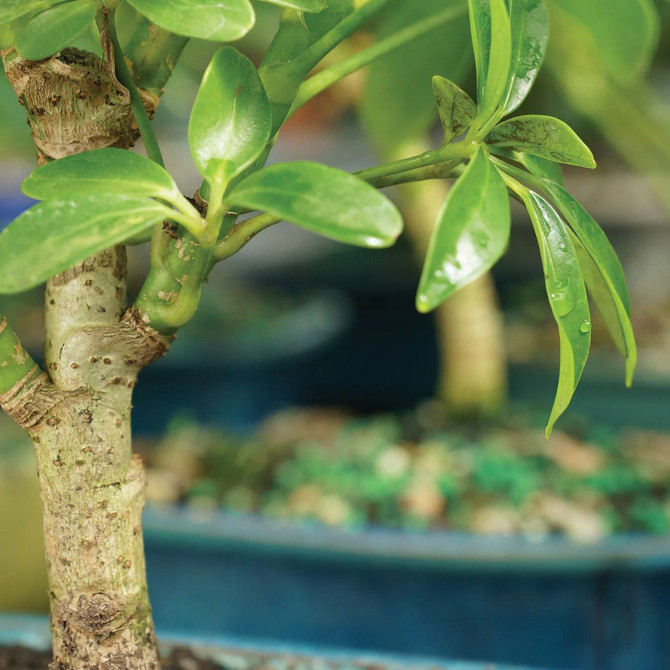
[141,508,670,670]
[0,614,548,670]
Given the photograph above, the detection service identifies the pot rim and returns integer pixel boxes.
[143,506,670,574]
[0,614,549,670]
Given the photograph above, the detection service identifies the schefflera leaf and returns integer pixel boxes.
[432,76,476,145]
[522,190,591,435]
[487,115,596,169]
[22,149,181,201]
[0,0,59,25]
[417,148,511,313]
[227,162,403,248]
[543,182,636,385]
[503,0,549,115]
[469,0,512,127]
[0,194,173,294]
[189,47,272,192]
[15,0,96,61]
[126,0,254,42]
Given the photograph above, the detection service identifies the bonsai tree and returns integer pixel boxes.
[0,0,636,667]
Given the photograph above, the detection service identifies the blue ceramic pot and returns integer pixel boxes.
[142,507,670,670]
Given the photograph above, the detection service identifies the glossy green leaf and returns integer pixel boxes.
[503,0,548,114]
[487,115,596,168]
[522,189,591,435]
[126,0,255,42]
[433,76,477,145]
[552,0,659,82]
[256,0,326,11]
[571,232,636,387]
[0,0,58,25]
[417,148,511,313]
[360,0,471,153]
[478,0,512,126]
[189,47,272,190]
[0,195,173,294]
[228,161,403,248]
[15,1,96,60]
[543,181,635,385]
[22,149,180,201]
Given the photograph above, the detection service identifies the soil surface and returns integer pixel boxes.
[0,644,478,669]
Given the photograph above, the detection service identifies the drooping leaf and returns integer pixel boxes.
[416,148,511,313]
[256,0,326,11]
[15,1,96,60]
[503,0,549,114]
[22,149,180,201]
[0,195,173,294]
[543,181,635,385]
[487,115,596,168]
[570,232,636,387]
[126,0,255,42]
[360,0,471,153]
[522,189,591,435]
[432,76,477,145]
[227,161,403,248]
[0,0,59,25]
[552,0,659,82]
[189,47,272,191]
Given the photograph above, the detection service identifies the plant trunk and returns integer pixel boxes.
[392,143,508,417]
[2,49,170,669]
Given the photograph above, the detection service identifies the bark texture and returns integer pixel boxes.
[2,48,170,670]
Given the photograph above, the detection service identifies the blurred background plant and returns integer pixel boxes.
[4,0,670,620]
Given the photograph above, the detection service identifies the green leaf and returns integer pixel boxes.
[432,75,477,145]
[503,0,548,114]
[487,115,596,168]
[0,195,173,294]
[471,0,512,126]
[416,148,511,313]
[359,0,471,153]
[571,232,636,387]
[126,0,255,42]
[522,190,591,435]
[22,148,180,201]
[303,0,355,38]
[227,161,403,248]
[255,0,326,11]
[543,181,635,385]
[189,47,272,191]
[552,0,659,82]
[0,0,58,25]
[15,1,96,60]
[468,0,492,102]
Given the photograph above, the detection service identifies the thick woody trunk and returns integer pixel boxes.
[2,49,170,669]
[393,144,508,416]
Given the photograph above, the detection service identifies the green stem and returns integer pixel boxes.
[106,9,164,167]
[0,314,40,394]
[290,3,468,116]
